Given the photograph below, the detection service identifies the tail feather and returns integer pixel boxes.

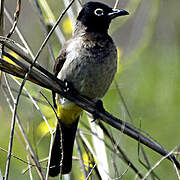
[48,119,79,177]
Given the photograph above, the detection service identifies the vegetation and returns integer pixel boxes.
[0,0,180,179]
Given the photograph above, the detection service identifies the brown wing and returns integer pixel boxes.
[54,47,67,76]
[52,46,67,108]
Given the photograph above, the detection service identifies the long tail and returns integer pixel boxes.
[48,118,79,177]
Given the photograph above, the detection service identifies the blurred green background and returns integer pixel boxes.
[0,0,180,179]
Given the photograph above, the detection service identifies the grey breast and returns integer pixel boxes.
[58,34,117,99]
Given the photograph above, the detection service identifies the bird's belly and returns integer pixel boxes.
[74,62,116,98]
[58,52,117,99]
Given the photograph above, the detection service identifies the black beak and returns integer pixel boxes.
[108,9,129,19]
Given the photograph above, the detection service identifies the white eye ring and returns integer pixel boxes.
[94,8,104,16]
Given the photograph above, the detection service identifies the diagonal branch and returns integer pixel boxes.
[0,52,180,170]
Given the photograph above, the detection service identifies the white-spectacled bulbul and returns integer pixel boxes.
[49,1,129,177]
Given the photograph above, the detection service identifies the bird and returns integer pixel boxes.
[49,1,129,177]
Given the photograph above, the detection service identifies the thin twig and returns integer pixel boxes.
[85,164,97,180]
[0,58,46,87]
[2,84,48,105]
[38,0,66,45]
[39,92,61,179]
[75,137,88,178]
[4,6,35,58]
[7,0,21,38]
[142,147,178,180]
[26,149,33,180]
[97,121,143,179]
[3,75,45,179]
[89,116,110,179]
[63,0,76,29]
[79,129,107,179]
[114,80,155,178]
[0,0,5,84]
[114,0,120,9]
[4,75,23,180]
[31,0,55,63]
[141,146,156,180]
[114,80,133,123]
[11,76,53,136]
[4,2,75,177]
[0,0,5,37]
[2,48,62,87]
[33,0,75,65]
[0,147,36,167]
[112,164,130,180]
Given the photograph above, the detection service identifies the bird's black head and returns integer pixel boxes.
[77,1,129,34]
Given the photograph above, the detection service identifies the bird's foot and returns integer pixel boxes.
[91,100,105,122]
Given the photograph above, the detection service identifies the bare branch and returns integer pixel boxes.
[7,0,21,38]
[1,53,180,171]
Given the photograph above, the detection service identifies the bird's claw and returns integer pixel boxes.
[91,100,105,122]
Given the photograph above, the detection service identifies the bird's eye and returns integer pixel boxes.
[94,8,104,16]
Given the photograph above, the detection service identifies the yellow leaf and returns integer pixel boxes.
[117,47,122,74]
[41,104,54,118]
[37,120,56,136]
[37,104,56,136]
[62,17,73,35]
[82,152,96,169]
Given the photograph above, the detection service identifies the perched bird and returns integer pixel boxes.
[49,1,129,177]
